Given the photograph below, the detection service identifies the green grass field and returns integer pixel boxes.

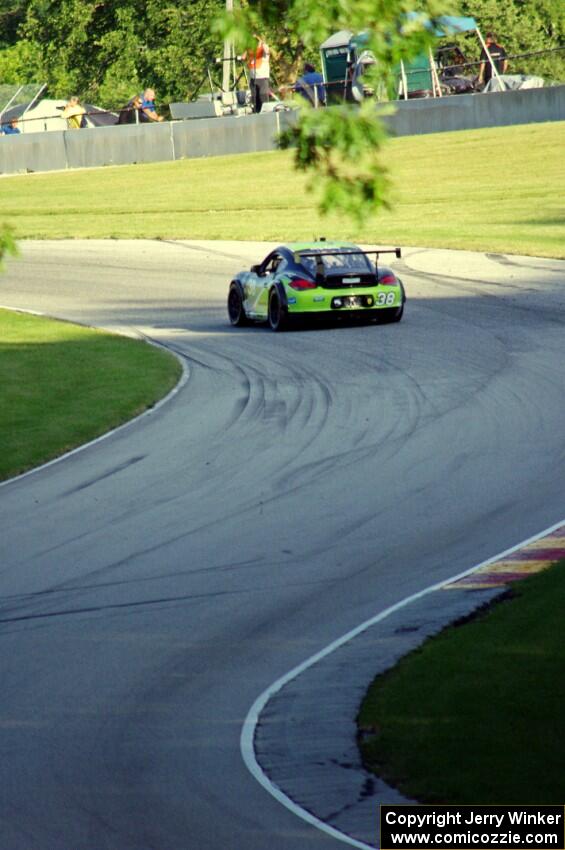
[358,561,565,804]
[0,309,181,481]
[1,121,564,258]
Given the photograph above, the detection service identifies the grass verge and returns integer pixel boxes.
[357,561,565,804]
[0,308,182,481]
[0,122,563,258]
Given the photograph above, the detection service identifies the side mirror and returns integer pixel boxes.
[395,248,402,259]
[250,264,262,274]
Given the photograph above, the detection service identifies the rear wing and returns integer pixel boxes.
[293,247,402,278]
[294,248,401,260]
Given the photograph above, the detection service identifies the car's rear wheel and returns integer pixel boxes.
[268,289,290,332]
[228,282,248,326]
[377,303,404,323]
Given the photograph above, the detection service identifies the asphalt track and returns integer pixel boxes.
[0,240,564,850]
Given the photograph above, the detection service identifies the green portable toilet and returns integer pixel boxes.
[395,53,434,98]
[320,30,353,102]
[320,30,372,103]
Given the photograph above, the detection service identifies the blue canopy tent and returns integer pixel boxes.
[398,14,504,98]
[404,13,478,36]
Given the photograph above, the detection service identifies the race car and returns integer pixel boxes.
[227,240,405,331]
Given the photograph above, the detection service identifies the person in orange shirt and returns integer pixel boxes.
[244,34,271,113]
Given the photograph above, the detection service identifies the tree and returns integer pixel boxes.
[0,0,28,47]
[461,0,565,81]
[2,0,227,108]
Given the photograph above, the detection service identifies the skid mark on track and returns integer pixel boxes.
[61,455,146,496]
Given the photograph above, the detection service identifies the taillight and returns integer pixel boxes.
[379,273,397,285]
[289,278,317,290]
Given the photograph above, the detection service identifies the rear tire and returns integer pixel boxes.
[377,304,404,323]
[228,282,248,326]
[268,289,289,332]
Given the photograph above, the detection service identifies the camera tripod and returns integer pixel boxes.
[187,55,250,108]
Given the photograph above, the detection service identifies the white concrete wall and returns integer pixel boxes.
[0,86,563,176]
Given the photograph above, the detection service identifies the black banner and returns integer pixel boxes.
[381,805,565,850]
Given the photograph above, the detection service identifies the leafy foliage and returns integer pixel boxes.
[459,0,565,81]
[279,101,393,224]
[1,0,226,109]
[0,0,28,47]
[0,225,18,270]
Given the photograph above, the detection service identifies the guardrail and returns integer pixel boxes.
[0,111,290,175]
[0,84,563,176]
[382,82,565,136]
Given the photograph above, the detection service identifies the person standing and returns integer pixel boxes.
[478,32,508,88]
[245,35,271,113]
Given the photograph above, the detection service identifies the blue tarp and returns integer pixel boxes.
[405,12,478,36]
[435,15,478,34]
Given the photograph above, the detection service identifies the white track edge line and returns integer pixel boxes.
[241,516,565,848]
[0,306,189,489]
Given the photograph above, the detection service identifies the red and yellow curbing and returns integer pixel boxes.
[443,526,565,590]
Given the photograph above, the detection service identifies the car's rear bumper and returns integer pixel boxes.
[286,286,403,315]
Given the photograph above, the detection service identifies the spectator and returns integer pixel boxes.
[244,35,271,113]
[62,96,87,129]
[294,62,326,107]
[478,32,508,88]
[118,94,143,125]
[1,118,20,135]
[140,88,165,122]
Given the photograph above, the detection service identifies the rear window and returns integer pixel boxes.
[300,250,374,277]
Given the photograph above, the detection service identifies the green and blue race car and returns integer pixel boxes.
[227,240,405,331]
